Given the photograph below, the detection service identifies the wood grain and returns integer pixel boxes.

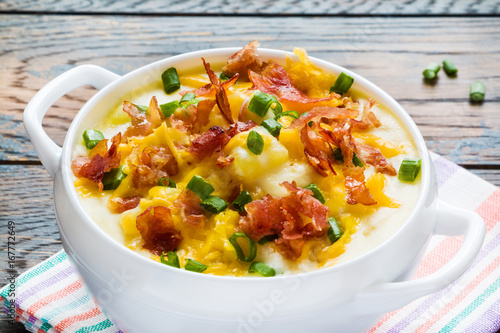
[2,0,499,15]
[1,15,499,165]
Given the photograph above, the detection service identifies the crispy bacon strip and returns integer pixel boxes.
[239,195,284,241]
[109,196,141,214]
[300,123,336,177]
[274,239,305,261]
[174,189,207,227]
[249,62,335,105]
[222,41,261,79]
[193,99,217,132]
[226,120,257,137]
[132,146,178,189]
[202,58,234,124]
[136,206,182,255]
[356,144,397,176]
[123,97,162,138]
[180,74,239,98]
[289,107,358,130]
[344,166,377,206]
[170,99,217,133]
[72,133,122,191]
[351,98,381,130]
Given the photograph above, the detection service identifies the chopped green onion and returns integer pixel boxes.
[184,259,208,273]
[83,129,104,150]
[102,165,127,190]
[160,251,180,268]
[327,217,344,244]
[186,175,214,200]
[333,147,343,161]
[442,59,458,76]
[257,234,279,245]
[249,262,276,277]
[160,100,179,117]
[300,111,309,118]
[268,95,283,115]
[398,158,422,182]
[470,81,485,102]
[135,104,148,113]
[247,130,264,155]
[308,120,314,127]
[219,72,231,81]
[158,177,176,188]
[304,183,326,204]
[161,67,181,94]
[261,118,282,136]
[229,232,257,262]
[201,196,228,214]
[248,91,274,117]
[231,190,252,212]
[274,110,300,121]
[330,72,354,95]
[422,63,441,80]
[352,153,364,167]
[180,92,196,103]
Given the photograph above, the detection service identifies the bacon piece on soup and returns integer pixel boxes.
[123,97,163,138]
[170,99,217,133]
[239,195,284,241]
[344,166,377,206]
[189,126,228,160]
[222,40,261,79]
[136,206,183,255]
[132,146,178,188]
[274,238,305,261]
[300,123,336,177]
[181,74,239,98]
[289,107,358,130]
[226,120,257,137]
[356,143,397,176]
[202,58,234,124]
[193,99,217,132]
[109,196,141,214]
[351,98,381,130]
[72,133,122,191]
[174,189,207,227]
[248,62,335,105]
[215,154,234,168]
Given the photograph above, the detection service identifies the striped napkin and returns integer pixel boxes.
[2,153,499,333]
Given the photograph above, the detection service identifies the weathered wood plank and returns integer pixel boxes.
[1,0,499,15]
[1,15,499,165]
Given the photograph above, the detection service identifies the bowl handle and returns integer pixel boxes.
[23,65,121,178]
[356,199,485,313]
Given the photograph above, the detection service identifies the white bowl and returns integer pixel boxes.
[24,48,485,333]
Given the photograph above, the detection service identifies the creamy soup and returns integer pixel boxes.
[72,42,421,276]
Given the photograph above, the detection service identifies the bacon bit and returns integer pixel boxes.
[72,133,122,191]
[249,62,335,105]
[132,146,178,189]
[356,144,397,176]
[109,196,141,214]
[226,120,257,137]
[222,41,261,79]
[344,166,377,206]
[192,99,217,132]
[274,239,305,261]
[136,206,183,255]
[180,74,239,98]
[174,190,207,227]
[300,123,336,177]
[239,195,284,241]
[123,97,163,138]
[170,98,217,134]
[288,107,358,130]
[351,98,381,130]
[202,58,234,124]
[215,154,234,168]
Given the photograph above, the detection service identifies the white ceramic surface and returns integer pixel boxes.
[23,48,485,333]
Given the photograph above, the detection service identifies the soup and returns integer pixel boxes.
[72,42,421,276]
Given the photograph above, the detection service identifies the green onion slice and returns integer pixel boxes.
[160,251,180,268]
[261,118,282,136]
[333,147,363,167]
[247,130,264,155]
[161,67,181,94]
[274,110,300,121]
[160,100,179,117]
[180,92,196,103]
[231,190,252,212]
[229,232,257,262]
[200,196,228,214]
[442,59,458,76]
[158,177,176,188]
[257,234,279,245]
[83,129,105,150]
[327,217,344,244]
[470,81,485,102]
[304,183,326,204]
[248,91,274,117]
[135,104,148,113]
[102,165,127,191]
[422,63,441,80]
[398,158,422,182]
[352,153,364,167]
[186,175,214,200]
[330,72,354,95]
[249,262,276,277]
[269,95,283,115]
[184,259,208,273]
[219,72,230,81]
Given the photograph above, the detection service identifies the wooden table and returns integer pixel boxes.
[1,1,499,332]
